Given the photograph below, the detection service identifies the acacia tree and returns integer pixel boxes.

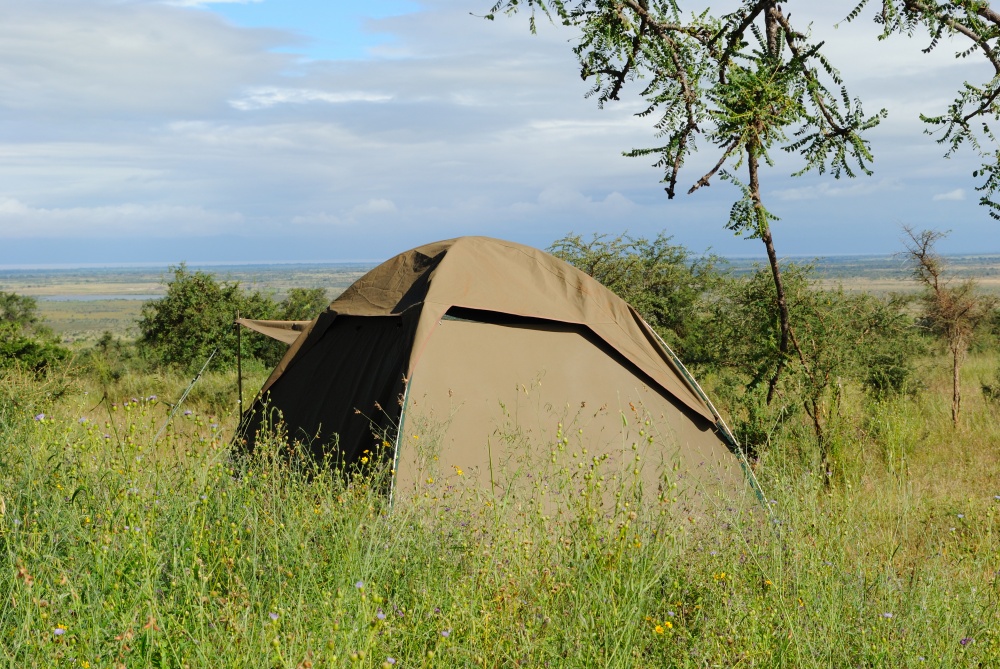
[488,0,885,401]
[902,227,996,425]
[849,1,1000,217]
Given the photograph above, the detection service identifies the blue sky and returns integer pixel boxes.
[0,0,997,266]
[203,0,421,60]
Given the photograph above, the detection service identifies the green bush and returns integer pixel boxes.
[137,264,277,370]
[0,291,68,372]
[137,266,328,372]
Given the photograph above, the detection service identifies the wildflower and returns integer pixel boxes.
[957,514,965,519]
[78,417,88,424]
[383,658,396,666]
[440,629,451,638]
[376,610,386,621]
[269,612,279,621]
[882,612,893,619]
[453,465,464,476]
[355,581,364,590]
[654,625,664,634]
[34,414,44,421]
[53,628,66,636]
[148,395,157,401]
[183,410,193,416]
[960,637,973,646]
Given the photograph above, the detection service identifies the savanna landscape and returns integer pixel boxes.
[5,0,1000,667]
[2,234,999,668]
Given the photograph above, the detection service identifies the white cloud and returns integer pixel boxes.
[290,199,398,228]
[0,197,244,238]
[352,198,398,215]
[290,212,345,227]
[511,187,636,215]
[771,178,904,202]
[0,0,291,116]
[230,87,393,110]
[932,188,966,201]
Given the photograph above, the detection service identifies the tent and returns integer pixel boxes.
[237,237,757,505]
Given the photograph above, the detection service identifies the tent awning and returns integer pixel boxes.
[236,318,312,345]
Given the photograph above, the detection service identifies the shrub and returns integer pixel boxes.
[0,291,68,372]
[137,265,279,371]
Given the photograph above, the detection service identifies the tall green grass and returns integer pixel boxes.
[1,359,998,667]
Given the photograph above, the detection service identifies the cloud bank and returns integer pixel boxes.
[0,0,995,264]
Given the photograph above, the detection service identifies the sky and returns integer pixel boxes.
[1,0,998,267]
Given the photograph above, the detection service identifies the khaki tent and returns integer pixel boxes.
[238,237,756,505]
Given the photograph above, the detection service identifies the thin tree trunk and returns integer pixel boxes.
[952,341,961,426]
[747,142,792,404]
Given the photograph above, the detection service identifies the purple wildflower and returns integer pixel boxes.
[34,414,44,421]
[78,417,88,424]
[183,410,193,416]
[882,612,893,619]
[960,637,973,646]
[376,609,386,620]
[53,628,66,636]
[385,659,396,665]
[269,612,279,621]
[441,629,451,638]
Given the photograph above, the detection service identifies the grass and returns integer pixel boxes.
[1,356,999,667]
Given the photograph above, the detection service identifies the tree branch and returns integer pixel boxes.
[688,139,740,194]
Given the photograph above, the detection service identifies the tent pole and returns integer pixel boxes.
[236,310,243,418]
